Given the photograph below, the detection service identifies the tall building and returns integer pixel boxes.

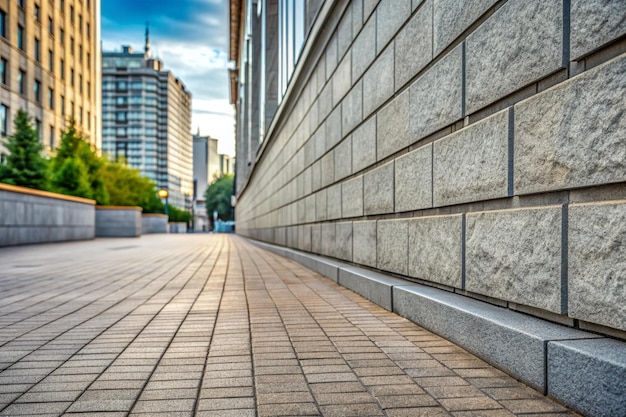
[0,0,101,160]
[101,34,193,210]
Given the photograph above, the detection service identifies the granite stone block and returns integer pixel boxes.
[571,0,626,60]
[352,0,363,38]
[342,175,364,218]
[364,161,394,215]
[326,34,338,79]
[338,267,408,311]
[409,44,462,140]
[315,189,327,221]
[394,144,433,212]
[342,81,363,137]
[333,53,352,107]
[466,206,564,313]
[327,184,342,220]
[393,284,597,391]
[548,338,626,417]
[314,127,327,161]
[377,219,408,275]
[334,136,352,182]
[299,225,312,252]
[466,0,563,113]
[433,109,509,206]
[363,45,394,117]
[377,90,410,161]
[569,200,626,331]
[352,117,376,173]
[433,0,497,56]
[321,151,335,188]
[335,222,353,261]
[351,15,376,81]
[321,223,336,257]
[395,0,433,89]
[337,7,353,60]
[305,194,316,223]
[408,214,462,288]
[514,54,626,195]
[325,106,343,151]
[363,0,380,20]
[311,224,322,253]
[376,0,411,54]
[318,82,334,122]
[353,220,377,267]
[311,160,322,191]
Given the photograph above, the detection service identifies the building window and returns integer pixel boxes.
[49,17,54,35]
[50,125,55,148]
[87,23,90,39]
[0,58,6,85]
[87,52,91,69]
[60,95,65,115]
[0,104,7,136]
[70,6,74,22]
[60,28,64,45]
[0,10,6,38]
[79,107,83,123]
[18,0,25,9]
[60,59,65,79]
[87,81,91,99]
[70,101,74,117]
[18,26,25,50]
[18,70,25,94]
[34,80,41,102]
[87,111,91,129]
[35,5,41,22]
[278,0,306,97]
[49,88,54,109]
[70,68,74,85]
[34,38,41,61]
[116,111,127,122]
[35,119,41,141]
[79,75,83,93]
[60,0,64,12]
[70,37,74,53]
[48,50,54,72]
[79,15,82,32]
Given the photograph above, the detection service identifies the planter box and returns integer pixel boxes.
[95,206,142,237]
[0,183,95,247]
[169,222,188,233]
[142,213,168,234]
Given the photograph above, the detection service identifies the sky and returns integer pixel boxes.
[101,0,235,156]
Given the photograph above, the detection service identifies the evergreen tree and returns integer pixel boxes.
[204,174,235,221]
[0,109,48,190]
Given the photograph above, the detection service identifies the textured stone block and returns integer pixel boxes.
[326,184,342,220]
[342,81,363,137]
[351,15,376,81]
[333,53,352,107]
[335,222,353,261]
[352,117,376,173]
[514,54,626,195]
[339,267,408,311]
[375,0,411,54]
[334,137,352,182]
[325,106,343,151]
[363,0,379,20]
[314,127,327,161]
[299,225,312,252]
[315,189,327,221]
[394,144,432,212]
[409,44,462,140]
[363,45,394,117]
[548,338,626,417]
[364,161,394,215]
[337,6,353,60]
[571,0,626,60]
[321,223,336,256]
[466,0,563,113]
[326,34,338,79]
[408,214,462,288]
[353,220,376,267]
[318,82,333,122]
[433,0,497,56]
[377,220,408,275]
[393,284,597,391]
[433,109,509,206]
[311,160,322,191]
[352,0,363,39]
[395,0,433,89]
[569,200,626,331]
[311,224,322,253]
[305,194,316,223]
[377,90,410,160]
[321,151,335,188]
[342,175,363,218]
[466,206,564,313]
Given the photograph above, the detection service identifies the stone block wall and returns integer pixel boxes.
[95,207,142,237]
[236,0,626,336]
[0,183,95,246]
[142,214,169,234]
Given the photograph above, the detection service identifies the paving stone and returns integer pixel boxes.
[395,0,433,89]
[571,0,626,59]
[394,144,432,212]
[409,44,462,140]
[514,54,626,195]
[466,0,563,113]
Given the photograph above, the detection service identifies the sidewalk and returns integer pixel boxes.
[0,234,577,416]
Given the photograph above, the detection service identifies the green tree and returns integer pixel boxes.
[49,119,109,204]
[0,109,48,190]
[168,205,191,223]
[204,174,234,221]
[99,159,164,213]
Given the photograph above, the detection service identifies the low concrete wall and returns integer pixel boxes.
[169,222,188,233]
[0,183,95,247]
[141,214,168,234]
[95,206,142,237]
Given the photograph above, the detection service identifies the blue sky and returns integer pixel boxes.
[101,0,235,155]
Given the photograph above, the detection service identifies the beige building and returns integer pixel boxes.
[0,0,101,160]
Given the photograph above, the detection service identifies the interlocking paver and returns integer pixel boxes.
[0,235,580,416]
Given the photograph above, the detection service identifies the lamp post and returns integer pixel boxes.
[158,189,169,216]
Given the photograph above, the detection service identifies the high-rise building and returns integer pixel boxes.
[0,0,101,160]
[101,33,193,210]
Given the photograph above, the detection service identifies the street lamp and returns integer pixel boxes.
[158,189,169,216]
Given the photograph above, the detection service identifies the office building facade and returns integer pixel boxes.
[0,0,101,160]
[102,41,193,209]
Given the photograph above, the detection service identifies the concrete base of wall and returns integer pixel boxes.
[250,238,626,417]
[169,222,188,233]
[96,207,142,237]
[141,214,168,234]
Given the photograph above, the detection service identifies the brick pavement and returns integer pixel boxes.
[0,234,579,416]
